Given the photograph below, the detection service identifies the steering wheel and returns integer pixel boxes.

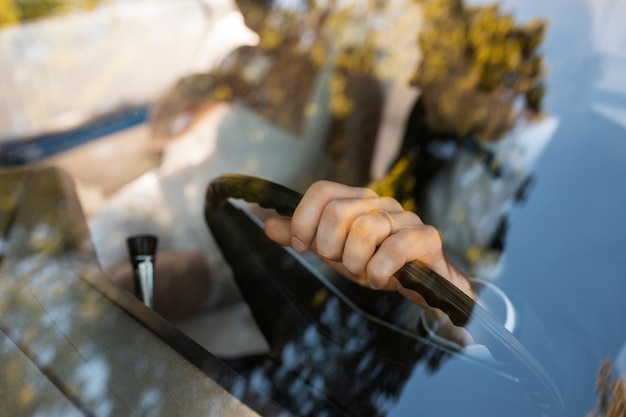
[204,174,564,416]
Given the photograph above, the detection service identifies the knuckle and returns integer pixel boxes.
[421,225,443,250]
[309,180,335,196]
[323,200,345,222]
[405,210,424,224]
[350,215,375,238]
[364,187,379,198]
[379,196,403,211]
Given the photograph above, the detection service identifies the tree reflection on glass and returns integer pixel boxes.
[371,0,550,278]
[149,0,404,187]
[373,0,547,204]
[588,360,626,417]
[0,168,264,416]
[0,0,102,26]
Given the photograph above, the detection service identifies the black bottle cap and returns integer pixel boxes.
[127,234,158,259]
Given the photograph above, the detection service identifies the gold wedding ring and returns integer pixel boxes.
[369,207,395,235]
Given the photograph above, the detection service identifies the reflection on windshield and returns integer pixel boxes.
[0,168,269,417]
[1,0,626,416]
[206,191,563,416]
[370,0,553,282]
[0,0,101,26]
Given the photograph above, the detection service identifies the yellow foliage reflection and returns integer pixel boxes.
[411,0,546,140]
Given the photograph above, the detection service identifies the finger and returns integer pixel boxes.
[365,223,445,289]
[264,196,402,254]
[314,196,405,261]
[290,181,377,253]
[341,209,415,277]
[264,216,292,246]
[264,214,369,282]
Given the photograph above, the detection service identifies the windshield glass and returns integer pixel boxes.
[1,0,625,416]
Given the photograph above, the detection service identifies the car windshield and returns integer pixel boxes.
[1,0,625,416]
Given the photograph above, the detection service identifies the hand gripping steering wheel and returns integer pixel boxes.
[204,174,564,416]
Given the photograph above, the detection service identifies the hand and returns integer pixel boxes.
[264,180,475,311]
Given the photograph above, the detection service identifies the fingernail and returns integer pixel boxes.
[292,237,307,253]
